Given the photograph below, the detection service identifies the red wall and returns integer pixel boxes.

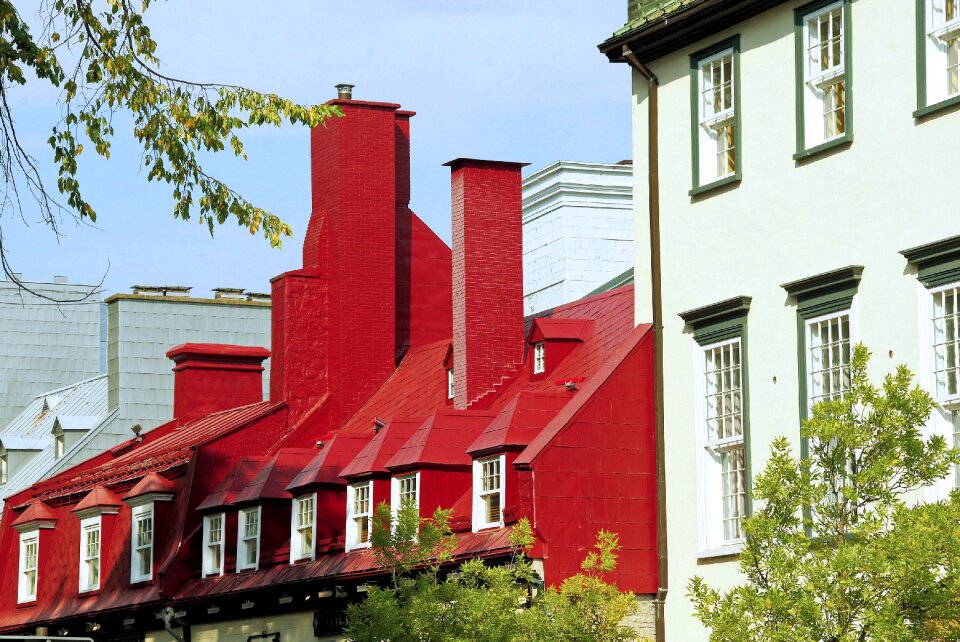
[528,332,657,594]
[418,468,470,518]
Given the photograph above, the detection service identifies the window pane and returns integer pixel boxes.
[934,287,960,398]
[485,491,501,524]
[721,446,746,542]
[808,313,852,407]
[704,341,743,443]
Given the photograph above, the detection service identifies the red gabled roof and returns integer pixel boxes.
[123,472,175,500]
[529,318,595,342]
[339,418,422,479]
[11,500,57,527]
[385,410,494,471]
[230,449,316,505]
[285,432,370,493]
[25,401,282,505]
[72,486,123,513]
[196,456,270,512]
[467,391,570,456]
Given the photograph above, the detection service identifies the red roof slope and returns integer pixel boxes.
[467,391,569,456]
[339,418,423,478]
[231,449,316,504]
[385,410,494,471]
[11,500,57,527]
[72,486,123,513]
[196,456,269,512]
[286,432,370,492]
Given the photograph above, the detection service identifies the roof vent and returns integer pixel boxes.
[131,285,193,297]
[212,287,245,300]
[373,418,385,433]
[245,291,271,302]
[53,275,68,284]
[335,83,355,100]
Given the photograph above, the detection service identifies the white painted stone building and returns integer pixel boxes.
[522,161,634,314]
[600,0,960,638]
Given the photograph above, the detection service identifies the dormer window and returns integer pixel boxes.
[79,515,101,592]
[346,481,373,551]
[472,455,505,531]
[290,493,316,562]
[54,433,64,460]
[130,503,154,583]
[533,342,546,374]
[237,506,261,571]
[447,368,455,399]
[202,514,225,577]
[18,532,38,603]
[1,452,7,484]
[391,473,419,512]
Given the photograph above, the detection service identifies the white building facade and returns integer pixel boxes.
[601,0,960,638]
[522,161,634,314]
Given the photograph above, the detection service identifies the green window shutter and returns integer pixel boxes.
[901,235,960,288]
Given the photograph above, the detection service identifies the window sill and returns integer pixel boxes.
[78,588,101,598]
[346,543,372,553]
[689,174,741,198]
[915,93,960,119]
[793,135,852,162]
[938,397,960,412]
[16,600,37,609]
[697,542,744,561]
[129,578,154,588]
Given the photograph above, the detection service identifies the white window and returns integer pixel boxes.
[237,506,261,571]
[290,493,316,562]
[806,309,854,409]
[130,503,154,583]
[346,481,373,551]
[79,516,101,592]
[472,455,505,531]
[391,473,419,512]
[202,513,225,577]
[697,49,737,185]
[18,532,38,603]
[533,342,546,374]
[697,339,746,550]
[801,2,847,149]
[447,368,455,400]
[54,433,64,460]
[931,283,960,405]
[1,452,7,484]
[925,0,960,105]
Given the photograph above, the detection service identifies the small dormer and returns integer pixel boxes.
[442,344,455,403]
[51,416,99,461]
[527,318,594,380]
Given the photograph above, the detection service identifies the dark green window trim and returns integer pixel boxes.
[915,0,960,118]
[901,234,960,288]
[794,0,854,160]
[782,266,863,460]
[689,36,742,196]
[680,295,754,516]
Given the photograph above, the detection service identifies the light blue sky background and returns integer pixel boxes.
[4,1,631,297]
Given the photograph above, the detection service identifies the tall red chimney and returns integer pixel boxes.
[167,343,269,422]
[444,158,528,409]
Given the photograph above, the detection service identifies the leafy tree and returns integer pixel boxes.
[0,0,339,286]
[346,501,645,641]
[689,345,960,641]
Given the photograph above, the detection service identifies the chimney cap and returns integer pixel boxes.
[442,158,530,170]
[166,343,270,362]
[335,83,355,100]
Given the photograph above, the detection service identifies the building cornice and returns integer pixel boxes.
[781,265,864,300]
[901,234,960,266]
[679,295,752,326]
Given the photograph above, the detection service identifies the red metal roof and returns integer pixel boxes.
[385,409,494,471]
[339,418,423,479]
[529,318,595,342]
[11,500,57,526]
[466,391,570,456]
[286,432,370,493]
[71,486,123,513]
[230,449,316,504]
[196,456,270,512]
[123,472,176,500]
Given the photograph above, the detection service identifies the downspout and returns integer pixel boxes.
[621,44,667,642]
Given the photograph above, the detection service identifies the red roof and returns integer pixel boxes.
[123,472,176,500]
[286,432,370,493]
[12,500,57,526]
[196,456,269,512]
[339,418,423,479]
[385,410,494,471]
[529,318,595,342]
[71,486,123,513]
[230,449,316,505]
[466,391,570,456]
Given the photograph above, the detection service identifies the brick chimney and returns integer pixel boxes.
[167,344,269,422]
[444,158,528,409]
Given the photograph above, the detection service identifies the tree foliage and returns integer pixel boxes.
[346,501,644,641]
[0,0,339,284]
[689,345,960,641]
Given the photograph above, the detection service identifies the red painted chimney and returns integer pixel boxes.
[166,343,270,422]
[444,158,528,409]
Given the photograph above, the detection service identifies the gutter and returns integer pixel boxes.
[619,46,668,642]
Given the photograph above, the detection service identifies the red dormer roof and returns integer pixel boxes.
[285,432,370,493]
[123,472,175,501]
[230,448,316,505]
[529,318,595,343]
[196,456,269,512]
[467,391,570,456]
[11,500,57,528]
[385,410,494,471]
[72,486,123,514]
[339,418,423,479]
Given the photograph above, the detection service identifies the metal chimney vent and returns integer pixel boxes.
[336,83,355,100]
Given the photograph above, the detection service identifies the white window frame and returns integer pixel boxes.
[925,0,960,105]
[926,281,960,409]
[346,481,373,552]
[78,515,101,592]
[54,432,64,460]
[697,47,737,185]
[804,305,858,412]
[290,493,316,563]
[236,505,261,572]
[472,455,505,532]
[0,452,7,484]
[801,1,848,149]
[18,531,39,603]
[533,342,546,374]
[391,473,420,513]
[130,503,154,583]
[201,513,225,578]
[447,368,455,400]
[695,338,747,553]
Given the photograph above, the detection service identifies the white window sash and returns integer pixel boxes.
[447,369,455,399]
[237,506,261,572]
[804,2,845,84]
[18,532,39,603]
[290,493,316,562]
[698,49,736,127]
[79,516,101,592]
[130,503,154,583]
[346,482,373,551]
[533,343,546,374]
[202,514,225,577]
[472,455,505,531]
[804,306,858,412]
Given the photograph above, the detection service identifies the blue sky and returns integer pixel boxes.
[4,2,630,297]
